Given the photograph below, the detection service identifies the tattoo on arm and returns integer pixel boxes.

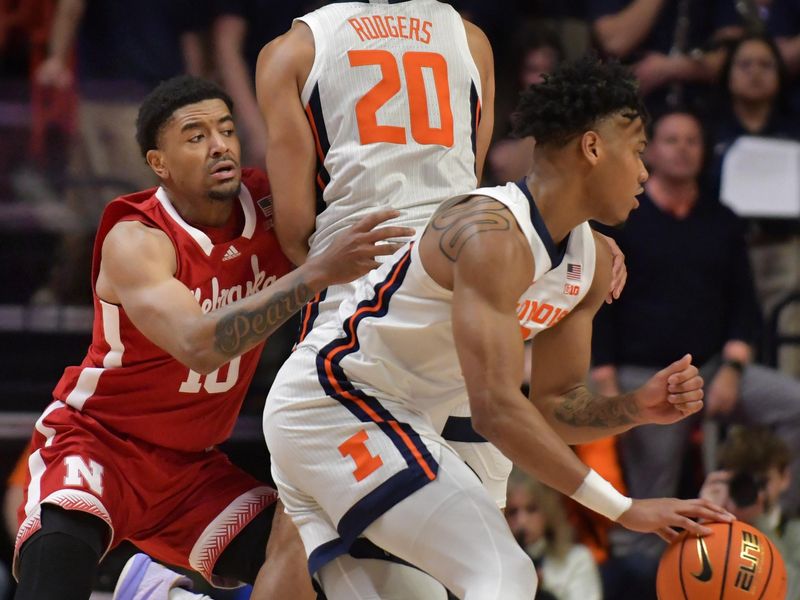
[554,385,639,429]
[214,281,313,356]
[431,196,511,261]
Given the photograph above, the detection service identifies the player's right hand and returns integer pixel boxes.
[617,498,735,543]
[310,210,415,286]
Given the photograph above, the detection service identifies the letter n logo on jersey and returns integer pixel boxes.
[63,456,105,496]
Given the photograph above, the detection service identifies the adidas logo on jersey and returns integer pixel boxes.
[223,245,241,261]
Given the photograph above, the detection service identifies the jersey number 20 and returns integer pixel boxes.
[349,50,453,147]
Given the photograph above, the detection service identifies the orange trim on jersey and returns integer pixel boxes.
[320,252,435,480]
[299,291,322,342]
[475,99,481,136]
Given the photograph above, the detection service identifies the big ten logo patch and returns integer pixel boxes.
[63,456,105,496]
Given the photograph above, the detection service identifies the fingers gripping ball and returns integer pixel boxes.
[657,521,787,599]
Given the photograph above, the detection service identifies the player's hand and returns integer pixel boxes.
[617,498,735,543]
[598,234,626,303]
[705,365,740,417]
[633,354,704,425]
[35,56,73,88]
[310,210,415,286]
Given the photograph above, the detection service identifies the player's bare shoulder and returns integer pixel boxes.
[256,20,315,91]
[429,195,513,262]
[96,221,177,303]
[461,18,493,77]
[420,195,531,291]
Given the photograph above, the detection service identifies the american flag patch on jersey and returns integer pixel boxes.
[257,196,274,229]
[566,263,582,281]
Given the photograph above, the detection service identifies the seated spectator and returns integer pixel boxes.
[506,469,602,600]
[708,32,798,196]
[590,110,800,563]
[706,32,800,378]
[587,0,730,109]
[700,426,800,598]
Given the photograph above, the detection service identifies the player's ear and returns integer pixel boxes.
[580,131,601,166]
[146,149,168,179]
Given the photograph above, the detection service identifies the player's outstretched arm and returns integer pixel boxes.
[256,23,317,266]
[98,211,413,374]
[446,199,594,496]
[530,232,704,444]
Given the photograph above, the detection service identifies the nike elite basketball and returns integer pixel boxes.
[656,521,787,599]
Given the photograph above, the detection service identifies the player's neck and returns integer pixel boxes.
[646,175,698,219]
[523,170,584,245]
[161,185,235,228]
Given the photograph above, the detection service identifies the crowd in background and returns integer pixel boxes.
[1,0,800,598]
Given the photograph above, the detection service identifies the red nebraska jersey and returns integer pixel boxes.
[52,169,292,452]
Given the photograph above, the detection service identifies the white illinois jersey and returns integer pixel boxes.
[264,180,596,572]
[296,0,482,260]
[299,179,597,413]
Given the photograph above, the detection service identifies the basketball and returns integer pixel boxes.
[656,521,787,599]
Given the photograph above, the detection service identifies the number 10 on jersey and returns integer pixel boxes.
[349,50,454,147]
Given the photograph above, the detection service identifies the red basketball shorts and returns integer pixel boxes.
[14,401,276,584]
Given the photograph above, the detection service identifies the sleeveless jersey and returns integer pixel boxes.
[296,0,482,259]
[302,181,597,414]
[52,169,293,452]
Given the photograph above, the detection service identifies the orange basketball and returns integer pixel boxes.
[657,521,787,600]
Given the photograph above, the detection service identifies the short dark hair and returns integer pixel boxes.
[136,76,234,158]
[511,56,647,147]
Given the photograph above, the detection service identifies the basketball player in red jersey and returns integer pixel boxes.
[12,76,412,600]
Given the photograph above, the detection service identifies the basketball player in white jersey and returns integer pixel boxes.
[256,1,626,595]
[262,58,735,599]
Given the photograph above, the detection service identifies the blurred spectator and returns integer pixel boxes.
[213,0,311,167]
[700,426,800,598]
[708,32,797,194]
[32,0,212,303]
[588,0,729,108]
[590,110,800,561]
[707,32,800,378]
[506,470,602,600]
[488,24,562,183]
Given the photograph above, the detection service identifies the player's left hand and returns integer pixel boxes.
[634,354,704,425]
[599,234,626,303]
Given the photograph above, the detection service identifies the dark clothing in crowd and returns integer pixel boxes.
[707,105,800,200]
[78,0,205,100]
[592,193,762,368]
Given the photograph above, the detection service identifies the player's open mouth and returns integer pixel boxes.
[210,161,237,181]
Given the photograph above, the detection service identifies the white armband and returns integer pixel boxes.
[570,469,633,522]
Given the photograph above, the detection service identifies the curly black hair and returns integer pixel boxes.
[511,56,647,147]
[136,75,234,158]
